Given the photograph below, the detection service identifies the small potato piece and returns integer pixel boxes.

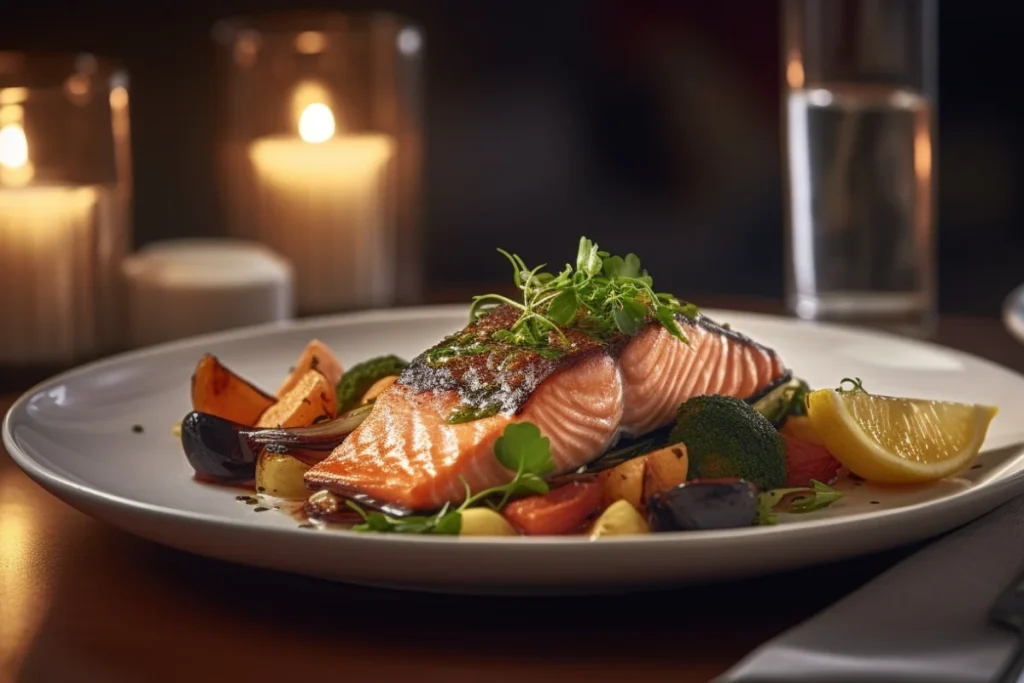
[596,458,646,510]
[643,445,690,503]
[589,500,651,539]
[460,508,518,536]
[256,451,311,499]
[191,353,275,426]
[257,369,337,428]
[276,339,344,398]
[361,375,399,404]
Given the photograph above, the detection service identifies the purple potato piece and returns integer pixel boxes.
[180,404,373,483]
[648,480,759,531]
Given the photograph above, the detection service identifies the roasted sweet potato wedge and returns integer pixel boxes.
[596,445,689,513]
[191,354,275,427]
[596,457,646,510]
[276,339,344,398]
[257,369,337,428]
[642,445,690,503]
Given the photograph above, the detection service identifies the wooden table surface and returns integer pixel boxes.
[2,303,1022,683]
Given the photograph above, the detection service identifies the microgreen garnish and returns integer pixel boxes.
[469,237,698,353]
[347,422,556,535]
[837,377,868,394]
[756,480,843,525]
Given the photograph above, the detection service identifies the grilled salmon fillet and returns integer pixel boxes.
[304,306,788,514]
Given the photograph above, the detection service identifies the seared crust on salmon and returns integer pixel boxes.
[304,306,789,514]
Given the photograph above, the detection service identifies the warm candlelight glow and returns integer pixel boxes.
[248,130,395,312]
[298,102,336,144]
[110,85,129,110]
[0,122,28,168]
[0,104,23,125]
[914,125,932,180]
[295,31,327,55]
[0,87,27,106]
[0,121,33,185]
[786,49,805,89]
[250,134,391,181]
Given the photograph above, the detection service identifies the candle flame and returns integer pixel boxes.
[298,103,335,144]
[0,121,33,186]
[0,122,28,169]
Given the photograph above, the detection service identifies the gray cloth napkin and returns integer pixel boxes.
[716,497,1024,683]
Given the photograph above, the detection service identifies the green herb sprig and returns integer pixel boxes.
[469,237,698,353]
[837,377,868,394]
[346,422,556,535]
[756,480,844,525]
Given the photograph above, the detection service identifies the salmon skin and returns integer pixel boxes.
[304,306,789,514]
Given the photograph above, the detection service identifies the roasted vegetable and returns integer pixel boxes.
[782,432,841,487]
[258,369,337,428]
[596,444,688,511]
[648,480,759,531]
[502,481,603,535]
[596,458,646,510]
[753,377,810,427]
[276,339,344,398]
[459,508,518,536]
[642,445,690,502]
[335,355,408,413]
[191,354,275,426]
[255,451,311,499]
[361,375,399,405]
[589,500,650,539]
[180,404,372,483]
[668,395,786,491]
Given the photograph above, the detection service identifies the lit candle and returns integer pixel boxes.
[248,91,395,314]
[0,115,111,364]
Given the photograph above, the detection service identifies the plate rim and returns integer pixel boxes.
[5,304,1024,551]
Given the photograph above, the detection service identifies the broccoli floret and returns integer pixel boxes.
[668,395,786,491]
[336,355,408,413]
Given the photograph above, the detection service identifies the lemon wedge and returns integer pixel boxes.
[780,414,825,446]
[806,389,998,483]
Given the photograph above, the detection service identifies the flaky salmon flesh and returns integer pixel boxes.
[304,306,789,514]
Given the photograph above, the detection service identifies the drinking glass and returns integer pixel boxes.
[782,0,938,337]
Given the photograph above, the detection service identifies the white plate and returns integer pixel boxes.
[6,305,1024,595]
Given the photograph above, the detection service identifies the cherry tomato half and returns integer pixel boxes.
[502,481,604,535]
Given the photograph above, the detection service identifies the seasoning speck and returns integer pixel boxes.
[235,495,249,501]
[245,498,258,505]
[971,464,983,470]
[870,501,880,505]
[254,506,270,512]
[256,486,266,493]
[131,424,144,434]
[298,523,314,529]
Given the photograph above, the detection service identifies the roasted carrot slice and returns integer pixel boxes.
[191,354,275,427]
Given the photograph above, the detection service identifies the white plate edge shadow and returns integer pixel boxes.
[6,304,1024,593]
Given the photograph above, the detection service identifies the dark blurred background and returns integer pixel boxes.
[2,0,1021,316]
